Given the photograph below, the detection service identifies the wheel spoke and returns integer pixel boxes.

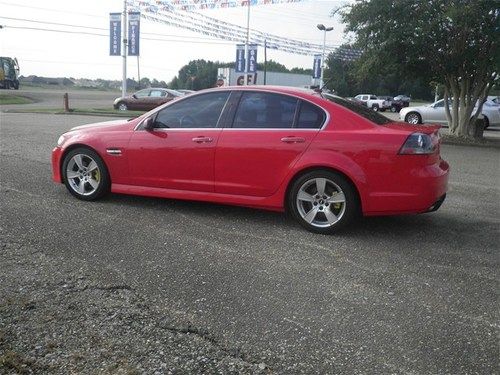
[304,207,319,224]
[297,190,315,202]
[324,207,338,224]
[315,178,326,196]
[88,178,99,190]
[73,154,84,170]
[87,160,98,172]
[76,180,85,194]
[327,191,346,204]
[67,171,79,179]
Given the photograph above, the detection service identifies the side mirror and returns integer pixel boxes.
[142,117,154,130]
[132,94,137,99]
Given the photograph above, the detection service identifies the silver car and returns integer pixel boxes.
[400,99,500,129]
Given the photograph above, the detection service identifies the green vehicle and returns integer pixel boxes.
[0,57,20,90]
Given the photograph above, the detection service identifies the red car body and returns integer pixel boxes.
[52,86,449,231]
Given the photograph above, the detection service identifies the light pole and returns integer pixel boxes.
[317,24,333,88]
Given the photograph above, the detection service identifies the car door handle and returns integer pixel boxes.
[192,136,213,143]
[281,136,305,143]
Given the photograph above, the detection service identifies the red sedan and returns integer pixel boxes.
[52,86,449,234]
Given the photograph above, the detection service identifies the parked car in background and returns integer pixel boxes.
[113,88,183,111]
[354,94,391,111]
[176,89,196,95]
[394,95,411,103]
[53,86,449,234]
[400,98,500,129]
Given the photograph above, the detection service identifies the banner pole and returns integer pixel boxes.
[122,0,127,98]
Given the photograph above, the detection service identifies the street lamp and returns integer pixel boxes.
[317,24,333,88]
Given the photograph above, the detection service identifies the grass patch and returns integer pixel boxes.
[0,94,33,105]
[3,107,145,117]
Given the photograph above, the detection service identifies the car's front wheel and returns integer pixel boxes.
[288,170,359,234]
[62,148,110,201]
[372,104,379,112]
[117,102,128,111]
[405,112,422,124]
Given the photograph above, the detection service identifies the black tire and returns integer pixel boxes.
[483,116,490,130]
[287,170,360,234]
[62,147,110,201]
[404,112,422,124]
[390,105,398,113]
[372,104,379,112]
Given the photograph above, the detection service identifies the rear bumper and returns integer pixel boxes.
[364,159,449,216]
[52,147,63,183]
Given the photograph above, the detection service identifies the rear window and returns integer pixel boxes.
[322,94,392,125]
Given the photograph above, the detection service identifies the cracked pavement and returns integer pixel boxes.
[1,111,499,374]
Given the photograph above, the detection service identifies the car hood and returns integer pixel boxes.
[70,119,135,132]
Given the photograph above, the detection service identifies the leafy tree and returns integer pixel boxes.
[341,0,499,137]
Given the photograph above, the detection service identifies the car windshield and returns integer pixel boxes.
[321,93,392,125]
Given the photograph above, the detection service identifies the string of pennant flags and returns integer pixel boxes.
[125,0,362,59]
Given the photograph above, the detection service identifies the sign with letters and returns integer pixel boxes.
[248,44,258,73]
[128,12,141,56]
[312,54,321,79]
[109,13,121,56]
[235,44,245,73]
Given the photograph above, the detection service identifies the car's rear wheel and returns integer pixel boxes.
[405,112,422,124]
[118,102,128,111]
[372,104,379,112]
[288,170,359,234]
[483,116,490,130]
[390,105,398,113]
[62,148,110,201]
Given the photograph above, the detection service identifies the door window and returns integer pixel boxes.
[153,91,230,129]
[233,92,298,128]
[150,90,165,97]
[135,89,150,98]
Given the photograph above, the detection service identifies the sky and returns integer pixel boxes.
[0,0,352,82]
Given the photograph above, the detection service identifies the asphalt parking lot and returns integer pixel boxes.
[1,108,499,373]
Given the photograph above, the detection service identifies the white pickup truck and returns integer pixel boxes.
[354,94,390,112]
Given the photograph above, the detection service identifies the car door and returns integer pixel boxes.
[425,100,448,123]
[131,89,151,111]
[214,91,323,197]
[148,89,167,110]
[127,91,231,192]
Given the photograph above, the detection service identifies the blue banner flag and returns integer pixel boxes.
[235,44,245,73]
[128,12,141,56]
[248,44,258,73]
[312,54,321,79]
[109,13,121,56]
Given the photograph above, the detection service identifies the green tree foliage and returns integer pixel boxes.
[324,50,433,100]
[342,0,499,137]
[168,59,219,90]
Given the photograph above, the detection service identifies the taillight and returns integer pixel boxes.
[399,132,439,155]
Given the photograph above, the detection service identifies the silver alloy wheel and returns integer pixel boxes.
[296,177,347,228]
[66,154,101,196]
[118,103,128,111]
[406,113,420,124]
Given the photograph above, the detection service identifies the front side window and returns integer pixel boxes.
[153,91,230,129]
[233,92,298,129]
[150,90,165,97]
[134,89,150,98]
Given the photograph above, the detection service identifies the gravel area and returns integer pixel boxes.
[0,234,268,374]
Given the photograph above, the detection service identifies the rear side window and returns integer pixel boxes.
[322,94,391,125]
[297,101,325,129]
[233,92,298,129]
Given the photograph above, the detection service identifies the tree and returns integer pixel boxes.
[341,0,499,137]
[169,59,220,90]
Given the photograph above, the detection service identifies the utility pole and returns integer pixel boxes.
[121,0,127,98]
[264,38,267,85]
[244,1,250,86]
